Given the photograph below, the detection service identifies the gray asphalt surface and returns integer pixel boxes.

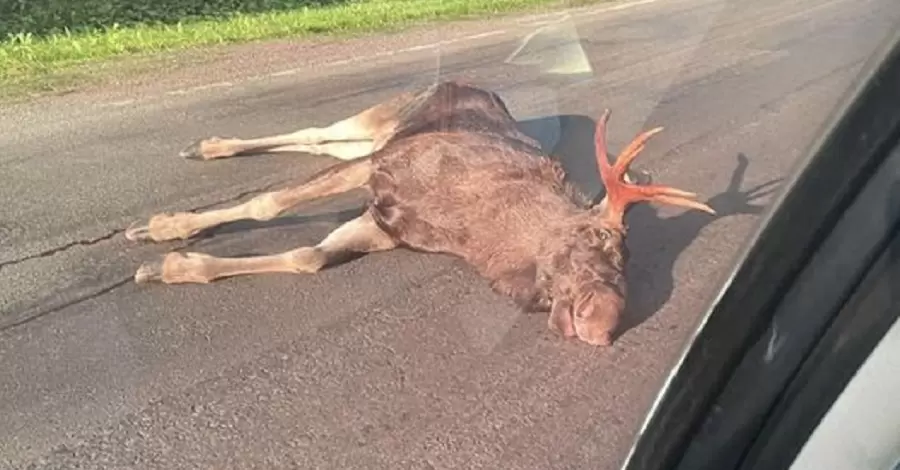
[1,0,898,468]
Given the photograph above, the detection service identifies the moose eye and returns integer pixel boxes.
[593,229,611,245]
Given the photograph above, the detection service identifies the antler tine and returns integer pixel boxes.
[650,194,717,215]
[640,185,699,199]
[613,126,664,173]
[593,110,716,225]
[594,109,613,172]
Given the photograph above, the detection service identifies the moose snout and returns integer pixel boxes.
[573,319,615,346]
[571,300,621,347]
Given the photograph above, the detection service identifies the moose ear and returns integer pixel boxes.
[548,300,576,338]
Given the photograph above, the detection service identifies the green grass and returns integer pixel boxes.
[0,0,597,100]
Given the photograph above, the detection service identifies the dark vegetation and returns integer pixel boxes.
[0,0,347,39]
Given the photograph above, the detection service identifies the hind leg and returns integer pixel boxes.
[126,159,372,243]
[134,209,397,284]
[180,91,416,161]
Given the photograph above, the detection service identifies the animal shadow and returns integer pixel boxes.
[517,114,607,199]
[205,206,366,238]
[621,154,782,335]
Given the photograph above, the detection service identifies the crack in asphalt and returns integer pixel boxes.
[0,277,132,332]
[0,177,293,332]
[0,227,225,333]
[0,178,292,273]
[0,229,127,272]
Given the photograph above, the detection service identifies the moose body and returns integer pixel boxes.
[126,80,714,346]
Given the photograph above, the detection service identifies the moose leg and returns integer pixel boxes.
[180,91,415,161]
[260,141,380,161]
[125,159,372,243]
[134,210,397,284]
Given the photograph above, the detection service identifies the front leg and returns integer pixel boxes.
[135,210,396,284]
[126,159,372,242]
[180,135,378,162]
[488,264,550,312]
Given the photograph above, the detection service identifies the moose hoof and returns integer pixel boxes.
[134,260,164,284]
[179,139,208,160]
[179,137,232,161]
[125,221,153,242]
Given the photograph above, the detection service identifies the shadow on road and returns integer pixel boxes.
[621,154,782,335]
[207,205,366,239]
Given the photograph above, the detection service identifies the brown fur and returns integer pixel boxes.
[127,79,714,347]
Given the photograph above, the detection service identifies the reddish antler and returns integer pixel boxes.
[594,110,715,227]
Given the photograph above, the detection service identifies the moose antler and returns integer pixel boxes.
[594,110,716,228]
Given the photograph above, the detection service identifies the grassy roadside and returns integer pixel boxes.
[0,0,601,100]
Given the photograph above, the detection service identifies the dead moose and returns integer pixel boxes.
[125,80,715,346]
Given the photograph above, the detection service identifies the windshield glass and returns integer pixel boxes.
[1,0,898,468]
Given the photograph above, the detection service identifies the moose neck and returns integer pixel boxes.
[537,210,629,262]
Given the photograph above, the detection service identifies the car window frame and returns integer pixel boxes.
[618,26,900,470]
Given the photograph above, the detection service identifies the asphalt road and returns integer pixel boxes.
[2,0,898,468]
